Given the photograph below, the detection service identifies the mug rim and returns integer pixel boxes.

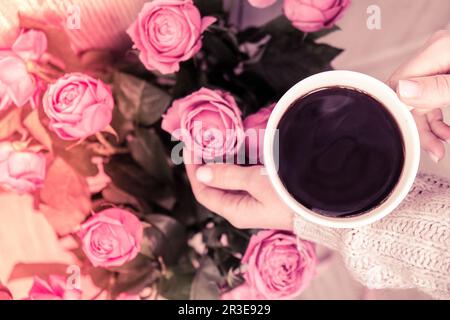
[263,70,421,228]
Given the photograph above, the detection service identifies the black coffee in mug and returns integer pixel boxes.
[277,87,405,218]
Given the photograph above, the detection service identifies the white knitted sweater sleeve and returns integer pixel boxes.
[293,173,450,299]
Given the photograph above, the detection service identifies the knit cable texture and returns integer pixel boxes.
[294,173,450,299]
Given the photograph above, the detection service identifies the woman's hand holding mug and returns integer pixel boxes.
[389,30,450,162]
[184,151,294,231]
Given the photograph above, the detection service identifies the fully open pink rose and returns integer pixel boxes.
[0,142,46,194]
[243,104,274,164]
[43,73,114,140]
[283,0,350,32]
[248,0,277,8]
[28,276,81,300]
[78,208,143,268]
[162,87,244,161]
[0,29,47,110]
[127,0,216,74]
[0,283,13,300]
[239,230,317,300]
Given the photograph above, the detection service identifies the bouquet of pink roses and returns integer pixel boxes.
[0,0,347,300]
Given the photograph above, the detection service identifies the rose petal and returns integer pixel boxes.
[12,29,48,61]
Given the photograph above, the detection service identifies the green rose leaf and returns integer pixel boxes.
[110,253,161,298]
[237,15,299,44]
[129,128,173,186]
[102,183,148,213]
[113,72,171,126]
[194,0,224,17]
[104,154,174,211]
[25,107,98,177]
[306,25,340,41]
[158,263,195,300]
[141,214,187,266]
[202,27,242,71]
[172,60,201,99]
[244,41,342,95]
[240,15,342,102]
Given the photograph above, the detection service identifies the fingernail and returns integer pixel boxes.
[196,166,213,183]
[398,80,421,98]
[427,151,440,163]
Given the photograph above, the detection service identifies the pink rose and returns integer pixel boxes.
[240,230,316,300]
[0,29,47,110]
[127,0,216,75]
[248,0,277,8]
[243,104,274,164]
[28,276,81,300]
[78,208,143,268]
[43,73,114,140]
[0,141,46,194]
[283,0,350,32]
[0,283,13,300]
[161,88,244,161]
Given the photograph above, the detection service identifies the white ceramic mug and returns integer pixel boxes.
[263,70,420,228]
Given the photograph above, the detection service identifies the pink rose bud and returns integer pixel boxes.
[240,230,317,299]
[43,73,114,140]
[0,141,46,194]
[248,0,277,8]
[283,0,350,32]
[0,29,47,110]
[28,276,81,300]
[0,283,13,300]
[0,52,37,110]
[127,0,216,75]
[243,104,275,164]
[78,208,143,268]
[161,87,245,161]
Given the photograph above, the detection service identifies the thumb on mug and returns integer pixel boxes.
[397,75,450,109]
